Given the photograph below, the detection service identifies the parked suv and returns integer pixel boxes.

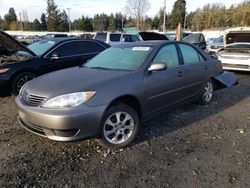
[94,32,142,45]
[0,31,109,95]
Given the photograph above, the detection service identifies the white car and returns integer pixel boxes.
[218,28,250,71]
[93,32,142,45]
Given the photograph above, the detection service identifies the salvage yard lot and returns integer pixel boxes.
[0,73,249,187]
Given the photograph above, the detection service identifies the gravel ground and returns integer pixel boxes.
[0,72,250,187]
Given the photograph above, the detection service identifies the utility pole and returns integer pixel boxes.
[183,13,187,31]
[67,8,71,32]
[163,0,166,32]
[19,12,23,31]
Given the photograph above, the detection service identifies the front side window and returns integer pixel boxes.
[51,42,81,57]
[179,44,200,65]
[152,44,179,68]
[85,46,152,71]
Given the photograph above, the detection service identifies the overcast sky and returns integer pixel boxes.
[0,0,243,21]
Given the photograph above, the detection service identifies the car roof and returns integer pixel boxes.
[37,37,109,46]
[112,41,173,48]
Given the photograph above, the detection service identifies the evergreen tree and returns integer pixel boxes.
[108,13,116,31]
[59,10,69,31]
[0,16,4,29]
[170,0,186,29]
[83,17,93,31]
[33,18,41,31]
[46,0,61,31]
[4,7,18,30]
[40,13,47,31]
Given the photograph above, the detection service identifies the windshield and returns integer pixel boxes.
[28,40,56,56]
[84,46,152,71]
[214,37,223,43]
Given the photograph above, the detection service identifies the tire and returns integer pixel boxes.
[199,79,214,105]
[11,72,36,95]
[99,104,140,149]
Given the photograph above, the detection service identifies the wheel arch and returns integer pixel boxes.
[106,95,142,120]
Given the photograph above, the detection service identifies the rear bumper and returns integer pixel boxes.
[16,96,108,141]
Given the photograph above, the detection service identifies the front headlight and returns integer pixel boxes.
[42,91,96,109]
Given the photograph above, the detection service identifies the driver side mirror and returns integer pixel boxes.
[50,53,60,61]
[148,63,167,72]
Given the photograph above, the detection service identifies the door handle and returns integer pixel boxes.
[204,65,208,70]
[178,71,184,77]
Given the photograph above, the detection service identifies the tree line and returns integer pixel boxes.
[0,0,249,32]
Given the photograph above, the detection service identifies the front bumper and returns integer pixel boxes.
[0,73,10,87]
[16,96,108,141]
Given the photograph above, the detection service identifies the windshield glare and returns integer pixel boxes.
[28,40,56,56]
[85,46,152,71]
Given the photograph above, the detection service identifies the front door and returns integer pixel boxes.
[144,44,188,114]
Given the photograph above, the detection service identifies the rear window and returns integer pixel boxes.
[94,33,107,42]
[110,34,121,42]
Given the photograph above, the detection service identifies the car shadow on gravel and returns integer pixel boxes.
[133,82,250,146]
[0,86,11,98]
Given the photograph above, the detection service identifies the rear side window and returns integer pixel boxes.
[51,41,81,57]
[110,34,121,42]
[179,44,202,64]
[79,41,105,54]
[153,44,179,68]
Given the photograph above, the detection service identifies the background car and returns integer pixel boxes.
[182,32,207,50]
[93,32,142,45]
[0,31,110,95]
[206,36,224,55]
[163,31,192,41]
[218,27,250,71]
[16,41,237,148]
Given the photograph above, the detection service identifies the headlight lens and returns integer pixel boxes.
[42,91,96,108]
[0,68,9,74]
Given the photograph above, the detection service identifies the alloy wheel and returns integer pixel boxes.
[103,111,135,145]
[204,81,213,102]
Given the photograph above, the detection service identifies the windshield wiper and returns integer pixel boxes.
[87,66,113,70]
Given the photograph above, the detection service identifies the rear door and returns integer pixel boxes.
[177,43,209,98]
[144,44,188,114]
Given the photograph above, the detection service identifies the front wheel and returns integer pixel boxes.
[199,80,214,105]
[11,72,36,95]
[99,104,140,149]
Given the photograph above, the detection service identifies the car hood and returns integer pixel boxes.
[0,31,35,56]
[23,66,132,98]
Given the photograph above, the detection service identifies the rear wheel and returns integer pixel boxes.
[199,80,214,105]
[99,104,140,149]
[11,72,36,95]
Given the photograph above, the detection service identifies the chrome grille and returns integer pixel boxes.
[22,90,47,106]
